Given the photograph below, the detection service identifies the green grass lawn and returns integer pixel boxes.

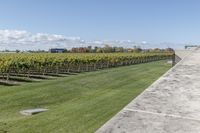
[0,61,171,133]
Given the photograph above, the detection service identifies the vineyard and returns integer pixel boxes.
[0,52,173,84]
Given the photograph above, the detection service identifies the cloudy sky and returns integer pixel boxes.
[0,30,83,50]
[0,29,187,50]
[0,0,199,50]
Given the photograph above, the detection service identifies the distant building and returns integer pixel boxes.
[185,45,198,49]
[49,48,65,53]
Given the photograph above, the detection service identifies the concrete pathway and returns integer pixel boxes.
[96,48,200,133]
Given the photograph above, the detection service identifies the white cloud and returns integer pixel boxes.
[0,29,186,51]
[0,30,82,50]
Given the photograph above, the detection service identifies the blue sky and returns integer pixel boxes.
[0,0,199,49]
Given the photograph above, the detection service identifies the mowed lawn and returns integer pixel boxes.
[0,61,171,133]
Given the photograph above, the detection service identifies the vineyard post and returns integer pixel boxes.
[6,70,10,81]
[172,52,176,66]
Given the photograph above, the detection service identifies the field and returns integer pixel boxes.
[0,52,172,85]
[0,60,171,133]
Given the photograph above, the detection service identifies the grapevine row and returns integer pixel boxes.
[0,52,173,80]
